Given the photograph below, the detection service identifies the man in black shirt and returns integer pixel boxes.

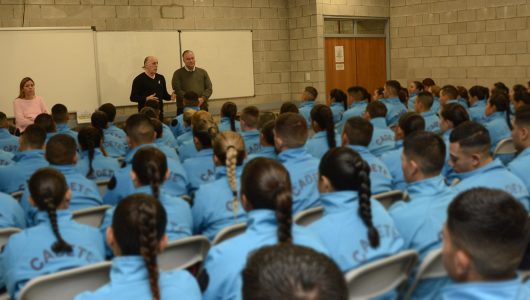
[130,56,174,119]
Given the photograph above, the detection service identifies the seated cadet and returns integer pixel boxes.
[381,113,425,191]
[364,101,395,157]
[372,86,384,101]
[0,149,14,166]
[75,194,200,300]
[492,81,510,96]
[389,131,456,299]
[280,101,299,114]
[441,188,530,299]
[342,117,393,194]
[415,91,440,133]
[0,112,18,153]
[34,112,56,141]
[178,111,219,162]
[91,111,128,158]
[308,147,404,272]
[439,103,470,182]
[468,85,489,123]
[20,134,102,225]
[329,88,347,124]
[305,104,337,159]
[381,80,408,127]
[0,168,104,299]
[274,113,320,214]
[192,131,248,241]
[144,99,177,149]
[407,81,424,111]
[182,111,218,194]
[219,101,241,132]
[509,105,530,192]
[98,103,126,141]
[201,158,328,300]
[0,192,25,229]
[0,125,48,194]
[338,86,369,131]
[242,244,348,300]
[100,147,192,257]
[103,114,188,206]
[440,84,468,108]
[176,109,196,147]
[246,120,277,162]
[299,86,318,128]
[240,106,261,155]
[149,118,180,162]
[449,121,530,209]
[484,92,512,153]
[512,90,530,112]
[76,126,120,182]
[170,91,201,138]
[51,104,78,141]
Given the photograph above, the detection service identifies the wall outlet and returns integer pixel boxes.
[305,72,311,81]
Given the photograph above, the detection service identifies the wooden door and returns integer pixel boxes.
[325,38,357,105]
[324,37,386,103]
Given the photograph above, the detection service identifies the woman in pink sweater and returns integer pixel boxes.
[14,77,48,133]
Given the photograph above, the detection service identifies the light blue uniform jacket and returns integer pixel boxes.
[176,128,192,147]
[278,148,321,214]
[191,166,247,241]
[0,192,26,229]
[74,256,201,300]
[178,140,199,162]
[75,149,120,181]
[103,144,189,206]
[299,101,315,128]
[102,132,128,159]
[219,117,241,132]
[202,209,328,300]
[407,94,417,111]
[442,277,530,300]
[55,123,78,142]
[0,149,14,166]
[368,118,396,157]
[330,102,345,123]
[469,100,487,123]
[21,164,103,226]
[483,111,511,153]
[169,106,200,138]
[380,97,407,127]
[455,159,530,210]
[245,146,277,162]
[508,147,530,193]
[0,128,19,154]
[347,145,393,194]
[240,130,261,155]
[380,141,406,191]
[0,150,48,194]
[305,131,339,159]
[422,111,441,133]
[155,139,180,162]
[182,148,216,195]
[337,101,368,132]
[0,210,105,299]
[308,191,404,272]
[389,176,456,300]
[104,123,126,141]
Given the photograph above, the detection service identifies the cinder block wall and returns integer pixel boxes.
[390,0,530,88]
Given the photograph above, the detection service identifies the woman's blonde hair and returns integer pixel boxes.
[213,131,246,219]
[192,111,218,149]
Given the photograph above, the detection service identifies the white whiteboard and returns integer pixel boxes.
[96,31,180,107]
[0,27,99,118]
[180,30,254,99]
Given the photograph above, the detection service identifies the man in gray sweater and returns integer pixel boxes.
[172,50,213,115]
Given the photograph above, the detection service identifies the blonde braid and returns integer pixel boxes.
[226,145,238,220]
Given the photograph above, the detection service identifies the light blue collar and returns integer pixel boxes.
[346,144,370,156]
[320,191,358,213]
[371,117,388,128]
[300,101,315,108]
[351,100,367,108]
[35,209,73,225]
[421,111,436,118]
[407,176,448,198]
[125,143,157,163]
[13,149,44,162]
[471,100,486,108]
[457,159,504,181]
[56,123,71,132]
[278,147,311,162]
[214,165,243,180]
[50,164,78,175]
[485,111,506,122]
[110,256,150,283]
[442,276,522,300]
[246,209,277,233]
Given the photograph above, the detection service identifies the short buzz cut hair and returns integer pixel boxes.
[398,112,425,136]
[125,113,155,145]
[22,124,46,149]
[365,101,387,119]
[343,117,373,147]
[46,134,77,165]
[447,188,530,279]
[514,105,530,128]
[449,121,491,154]
[98,103,117,122]
[51,104,68,123]
[416,91,434,109]
[441,85,458,99]
[241,106,260,129]
[304,86,318,100]
[34,113,55,133]
[242,244,348,300]
[404,131,446,176]
[274,113,308,148]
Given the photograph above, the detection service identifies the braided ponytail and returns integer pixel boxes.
[132,147,167,201]
[354,158,380,248]
[311,104,336,149]
[221,102,238,132]
[78,126,104,178]
[274,184,293,243]
[226,145,239,219]
[28,168,73,254]
[146,161,161,200]
[138,199,161,300]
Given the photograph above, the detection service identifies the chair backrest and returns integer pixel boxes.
[72,205,111,228]
[494,138,516,155]
[158,235,211,272]
[212,222,247,245]
[345,250,418,300]
[96,180,110,197]
[373,190,404,210]
[403,248,446,300]
[293,206,324,226]
[0,227,21,249]
[10,191,23,201]
[18,261,112,300]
